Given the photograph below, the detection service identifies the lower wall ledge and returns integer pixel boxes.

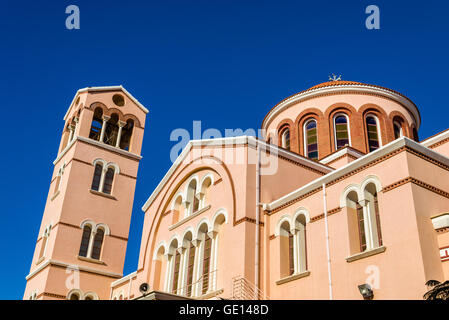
[276,271,310,285]
[346,246,386,263]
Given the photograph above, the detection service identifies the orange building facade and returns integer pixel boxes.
[24,81,449,300]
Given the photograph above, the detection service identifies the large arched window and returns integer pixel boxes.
[171,250,181,294]
[78,225,92,257]
[279,220,294,277]
[89,108,103,141]
[280,127,291,150]
[201,236,212,295]
[365,115,381,152]
[186,242,195,297]
[304,119,318,159]
[333,114,350,150]
[186,180,200,216]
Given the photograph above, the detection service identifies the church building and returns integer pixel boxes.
[24,80,449,300]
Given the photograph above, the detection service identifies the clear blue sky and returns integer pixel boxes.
[0,0,448,299]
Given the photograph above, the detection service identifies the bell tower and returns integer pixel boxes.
[24,86,148,300]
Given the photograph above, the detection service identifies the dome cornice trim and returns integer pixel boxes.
[262,84,421,131]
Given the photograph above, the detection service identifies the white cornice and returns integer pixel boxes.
[25,259,122,280]
[431,213,449,230]
[64,85,149,121]
[421,129,449,148]
[262,84,421,131]
[53,136,142,165]
[265,136,449,212]
[110,271,137,287]
[320,147,365,165]
[141,136,332,212]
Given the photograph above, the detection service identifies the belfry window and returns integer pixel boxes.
[304,119,318,159]
[89,108,103,141]
[365,115,381,152]
[78,223,108,260]
[119,119,134,151]
[280,127,290,150]
[334,114,350,150]
[103,113,119,146]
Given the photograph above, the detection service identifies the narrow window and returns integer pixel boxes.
[356,204,367,252]
[102,168,115,194]
[91,164,102,191]
[393,121,403,139]
[79,225,91,257]
[120,119,134,151]
[374,193,383,246]
[172,251,181,294]
[304,119,318,159]
[39,235,48,260]
[413,128,419,141]
[288,233,294,276]
[334,115,350,150]
[103,113,119,146]
[366,116,380,152]
[280,128,290,150]
[202,237,212,295]
[186,243,195,297]
[89,108,103,141]
[91,228,104,260]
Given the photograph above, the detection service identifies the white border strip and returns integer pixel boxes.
[265,136,449,212]
[320,147,365,165]
[110,271,137,287]
[421,129,449,148]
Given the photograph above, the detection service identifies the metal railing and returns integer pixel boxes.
[231,276,268,300]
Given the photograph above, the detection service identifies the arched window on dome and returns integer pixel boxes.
[393,121,403,140]
[303,119,318,160]
[365,115,382,152]
[333,114,351,150]
[280,127,290,150]
[413,128,419,142]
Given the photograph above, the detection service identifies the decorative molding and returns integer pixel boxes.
[346,246,386,263]
[111,271,137,288]
[90,189,117,200]
[275,271,311,285]
[168,205,211,231]
[383,177,449,199]
[310,207,342,223]
[77,255,106,265]
[234,217,265,227]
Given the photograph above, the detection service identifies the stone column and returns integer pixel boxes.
[163,252,174,293]
[86,230,96,258]
[98,167,108,193]
[115,120,126,148]
[191,235,204,297]
[99,115,110,143]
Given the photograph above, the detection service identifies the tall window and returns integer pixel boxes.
[103,113,119,146]
[288,233,294,276]
[91,229,104,260]
[91,164,102,191]
[374,192,383,246]
[304,119,318,159]
[102,168,115,195]
[120,119,134,151]
[280,127,290,150]
[79,225,91,257]
[393,121,403,139]
[366,115,381,152]
[187,180,199,215]
[38,225,51,261]
[89,108,103,141]
[356,203,367,252]
[172,251,181,294]
[186,243,195,297]
[334,114,350,150]
[202,237,212,295]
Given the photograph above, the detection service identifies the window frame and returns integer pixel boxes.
[333,113,351,150]
[303,118,318,159]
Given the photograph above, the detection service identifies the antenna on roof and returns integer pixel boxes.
[328,74,342,81]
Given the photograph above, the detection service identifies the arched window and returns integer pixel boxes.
[120,119,134,151]
[345,190,366,254]
[102,168,115,195]
[334,114,350,150]
[89,108,103,141]
[186,180,199,215]
[201,236,212,295]
[91,228,105,260]
[38,225,51,261]
[413,128,419,141]
[171,250,181,294]
[280,127,290,150]
[103,113,119,146]
[186,242,195,297]
[293,214,307,273]
[279,220,294,277]
[78,225,91,257]
[365,115,381,152]
[91,164,102,191]
[304,119,318,159]
[199,175,213,209]
[68,292,80,300]
[363,183,383,248]
[393,121,403,139]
